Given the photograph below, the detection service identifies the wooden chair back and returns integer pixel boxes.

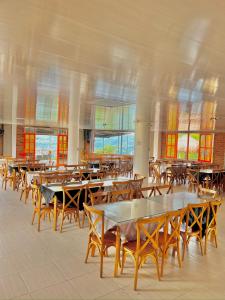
[112,180,130,191]
[110,189,133,202]
[90,191,109,205]
[136,214,166,253]
[83,203,104,245]
[208,200,221,230]
[129,178,144,198]
[62,185,83,210]
[85,182,104,205]
[164,209,186,247]
[186,202,209,234]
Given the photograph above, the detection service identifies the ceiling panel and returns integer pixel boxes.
[0,0,224,131]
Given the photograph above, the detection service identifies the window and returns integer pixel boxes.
[165,132,213,162]
[199,134,213,162]
[188,133,200,160]
[23,127,68,164]
[95,105,135,130]
[35,135,57,162]
[177,133,188,159]
[36,91,59,122]
[94,133,134,155]
[24,133,35,159]
[166,134,177,158]
[57,135,68,165]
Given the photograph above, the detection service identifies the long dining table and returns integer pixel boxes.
[93,191,212,277]
[40,177,130,231]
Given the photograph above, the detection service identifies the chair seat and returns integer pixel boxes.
[158,232,177,245]
[123,240,155,255]
[92,230,117,246]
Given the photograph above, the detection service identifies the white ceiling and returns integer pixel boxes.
[0,0,225,131]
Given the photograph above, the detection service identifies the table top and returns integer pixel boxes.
[41,176,130,193]
[93,192,209,225]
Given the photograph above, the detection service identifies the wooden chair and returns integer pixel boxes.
[90,191,109,205]
[59,185,83,232]
[112,180,130,191]
[1,164,15,190]
[121,214,166,290]
[160,209,186,276]
[31,183,53,232]
[82,182,104,226]
[109,189,133,202]
[154,183,173,196]
[129,178,144,198]
[187,169,199,192]
[83,203,117,278]
[140,186,155,198]
[181,202,209,260]
[19,169,30,204]
[205,200,222,254]
[79,170,94,180]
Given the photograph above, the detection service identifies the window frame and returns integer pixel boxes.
[198,134,213,162]
[165,133,177,159]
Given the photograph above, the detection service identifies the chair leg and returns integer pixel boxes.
[199,237,204,256]
[37,209,41,232]
[85,238,91,263]
[82,211,86,227]
[161,251,165,277]
[182,239,186,261]
[155,255,161,281]
[77,210,81,228]
[134,256,139,291]
[60,211,65,233]
[100,247,104,278]
[214,232,218,248]
[204,232,208,255]
[91,245,96,257]
[31,210,36,225]
[121,248,126,274]
[177,243,182,268]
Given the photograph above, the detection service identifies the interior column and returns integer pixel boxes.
[133,88,151,182]
[67,72,81,164]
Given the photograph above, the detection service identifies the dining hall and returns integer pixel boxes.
[0,1,225,299]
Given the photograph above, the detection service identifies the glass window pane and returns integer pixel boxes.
[177,133,188,159]
[188,133,199,160]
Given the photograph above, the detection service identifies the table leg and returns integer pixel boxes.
[114,227,121,277]
[53,196,58,231]
[13,170,16,191]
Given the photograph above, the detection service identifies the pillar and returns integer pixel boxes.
[67,73,81,164]
[133,87,151,182]
[3,84,18,157]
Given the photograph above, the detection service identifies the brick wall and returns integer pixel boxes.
[16,125,24,158]
[213,133,225,168]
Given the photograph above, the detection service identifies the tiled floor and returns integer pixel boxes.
[0,185,225,300]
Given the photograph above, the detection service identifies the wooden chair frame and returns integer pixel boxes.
[205,200,222,254]
[182,202,209,260]
[60,186,83,232]
[161,209,186,276]
[121,214,166,290]
[83,203,117,278]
